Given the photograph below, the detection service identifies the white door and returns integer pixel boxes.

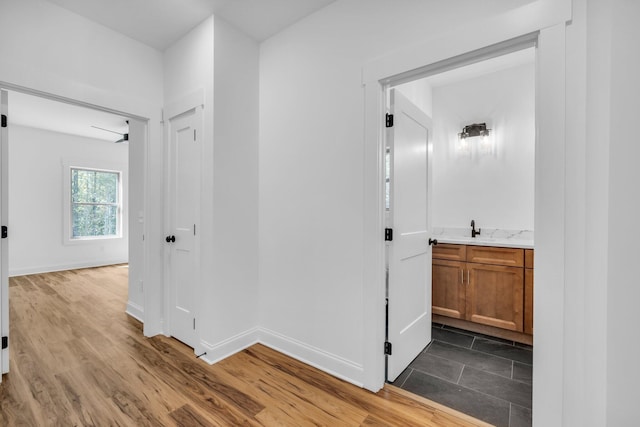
[0,89,8,379]
[386,89,432,381]
[166,108,201,348]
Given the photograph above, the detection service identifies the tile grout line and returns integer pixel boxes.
[508,402,513,427]
[398,368,412,388]
[456,364,465,385]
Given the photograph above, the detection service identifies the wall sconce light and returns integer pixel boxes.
[458,123,491,141]
[455,122,495,157]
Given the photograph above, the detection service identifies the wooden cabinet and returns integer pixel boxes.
[467,262,523,332]
[524,249,534,335]
[432,244,533,340]
[432,259,466,319]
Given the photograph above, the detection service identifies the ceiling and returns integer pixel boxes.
[9,91,129,143]
[9,0,337,141]
[13,1,530,143]
[43,0,338,48]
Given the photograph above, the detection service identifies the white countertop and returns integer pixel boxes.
[432,227,534,249]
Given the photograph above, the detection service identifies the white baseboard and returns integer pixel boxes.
[9,259,128,277]
[197,326,364,388]
[258,327,364,388]
[199,327,260,365]
[126,301,144,323]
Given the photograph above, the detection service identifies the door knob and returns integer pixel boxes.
[165,235,175,243]
[429,238,438,246]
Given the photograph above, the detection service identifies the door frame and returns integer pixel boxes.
[0,81,150,365]
[361,2,570,425]
[162,91,204,356]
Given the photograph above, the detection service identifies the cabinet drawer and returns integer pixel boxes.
[432,243,466,261]
[525,249,534,269]
[466,246,524,267]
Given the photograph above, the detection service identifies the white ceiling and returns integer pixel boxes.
[10,0,337,141]
[43,0,337,48]
[9,91,129,143]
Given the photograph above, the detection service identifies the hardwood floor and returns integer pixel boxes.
[0,265,492,426]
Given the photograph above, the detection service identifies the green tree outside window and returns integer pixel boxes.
[71,168,120,238]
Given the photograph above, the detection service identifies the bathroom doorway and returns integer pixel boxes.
[383,43,536,427]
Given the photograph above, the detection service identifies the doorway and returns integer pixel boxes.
[0,85,148,382]
[381,42,536,426]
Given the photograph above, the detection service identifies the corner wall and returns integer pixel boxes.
[163,15,260,360]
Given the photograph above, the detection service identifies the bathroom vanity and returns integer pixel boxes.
[431,233,534,345]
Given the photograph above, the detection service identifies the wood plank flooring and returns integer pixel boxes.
[0,265,492,426]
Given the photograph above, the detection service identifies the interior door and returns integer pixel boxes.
[166,107,201,349]
[1,89,9,379]
[386,89,432,381]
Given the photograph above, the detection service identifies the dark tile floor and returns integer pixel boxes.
[390,323,532,427]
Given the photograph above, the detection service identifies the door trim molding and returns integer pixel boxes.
[361,3,570,425]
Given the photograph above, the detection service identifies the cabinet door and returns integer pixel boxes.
[467,263,524,332]
[432,259,466,319]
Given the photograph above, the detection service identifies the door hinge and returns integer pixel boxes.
[384,341,392,355]
[1,114,6,128]
[193,318,196,330]
[1,336,7,350]
[194,129,196,141]
[193,224,196,235]
[1,226,7,239]
[385,113,394,128]
[385,228,393,241]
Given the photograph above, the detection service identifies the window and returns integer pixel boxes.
[70,168,121,239]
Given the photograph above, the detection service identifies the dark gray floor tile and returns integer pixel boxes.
[459,366,532,409]
[409,352,463,383]
[515,342,533,351]
[432,322,445,329]
[442,325,515,345]
[510,404,532,427]
[472,337,533,364]
[401,370,510,427]
[426,340,513,378]
[432,327,474,348]
[390,367,412,387]
[513,361,533,384]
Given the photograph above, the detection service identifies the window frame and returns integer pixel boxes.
[62,160,125,245]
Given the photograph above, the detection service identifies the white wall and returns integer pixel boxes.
[396,78,433,118]
[259,0,536,383]
[8,125,128,275]
[163,15,260,360]
[0,0,164,335]
[606,0,640,424]
[208,16,260,359]
[432,63,535,230]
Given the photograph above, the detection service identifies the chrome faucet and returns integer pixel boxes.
[471,220,481,238]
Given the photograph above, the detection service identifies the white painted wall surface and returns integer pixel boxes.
[396,79,433,118]
[432,63,535,230]
[606,0,640,425]
[208,16,260,359]
[8,125,128,275]
[163,16,260,360]
[259,0,535,383]
[0,0,164,334]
